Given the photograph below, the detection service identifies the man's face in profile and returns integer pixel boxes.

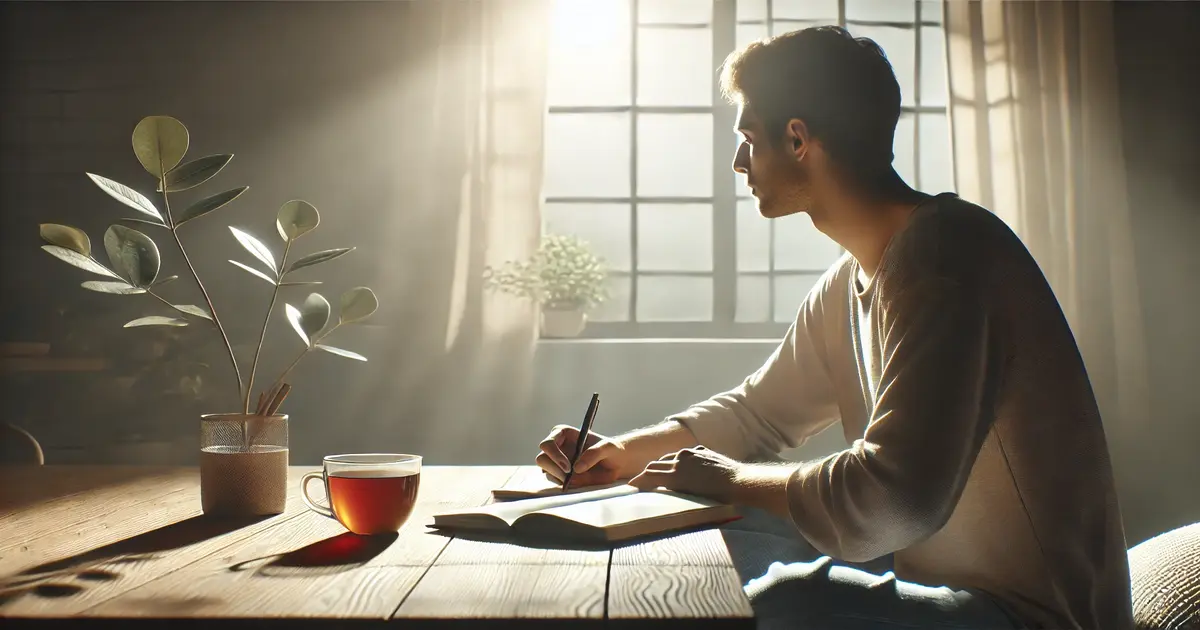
[732,104,813,219]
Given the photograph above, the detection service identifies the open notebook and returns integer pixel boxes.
[490,475,629,501]
[431,484,739,543]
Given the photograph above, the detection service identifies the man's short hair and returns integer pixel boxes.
[720,26,902,175]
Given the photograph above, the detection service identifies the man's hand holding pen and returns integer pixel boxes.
[537,425,631,488]
[538,428,794,517]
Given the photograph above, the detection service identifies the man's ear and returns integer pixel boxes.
[785,118,810,159]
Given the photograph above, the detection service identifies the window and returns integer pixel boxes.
[544,0,952,338]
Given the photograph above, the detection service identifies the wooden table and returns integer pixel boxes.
[0,465,753,627]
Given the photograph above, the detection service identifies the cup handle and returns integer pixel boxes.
[301,471,335,519]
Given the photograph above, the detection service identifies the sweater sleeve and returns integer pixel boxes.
[785,263,998,562]
[669,280,842,462]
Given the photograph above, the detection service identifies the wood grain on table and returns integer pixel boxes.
[0,465,753,627]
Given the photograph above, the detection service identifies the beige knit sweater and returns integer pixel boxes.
[673,194,1133,629]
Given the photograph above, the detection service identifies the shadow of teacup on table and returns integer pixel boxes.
[228,531,398,577]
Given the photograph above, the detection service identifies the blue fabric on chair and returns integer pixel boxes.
[720,507,1022,629]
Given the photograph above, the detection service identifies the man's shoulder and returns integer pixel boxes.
[890,193,1024,278]
[907,193,1006,234]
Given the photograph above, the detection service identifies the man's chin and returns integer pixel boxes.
[757,199,806,219]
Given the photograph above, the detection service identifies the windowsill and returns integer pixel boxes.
[537,337,779,344]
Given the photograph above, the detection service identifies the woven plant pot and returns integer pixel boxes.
[199,413,288,516]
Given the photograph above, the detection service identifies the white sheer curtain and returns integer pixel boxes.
[350,0,551,460]
[943,0,1149,439]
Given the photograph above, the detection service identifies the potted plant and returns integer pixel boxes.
[485,234,607,338]
[37,115,378,517]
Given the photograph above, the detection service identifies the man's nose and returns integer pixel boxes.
[732,143,749,174]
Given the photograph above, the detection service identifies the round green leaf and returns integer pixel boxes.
[285,303,309,346]
[339,286,378,324]
[176,187,248,226]
[40,223,91,256]
[173,304,212,320]
[300,293,331,341]
[124,316,187,328]
[81,280,144,294]
[284,247,354,275]
[87,173,163,222]
[132,116,189,178]
[229,226,277,276]
[157,154,233,193]
[316,344,367,361]
[103,225,160,288]
[229,259,277,285]
[277,200,320,241]
[41,245,122,279]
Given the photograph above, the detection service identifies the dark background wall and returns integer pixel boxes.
[1109,0,1200,545]
[1,0,1197,546]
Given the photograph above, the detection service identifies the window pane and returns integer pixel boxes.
[851,25,915,107]
[846,0,915,23]
[773,274,823,323]
[893,112,915,188]
[774,214,841,271]
[639,0,711,24]
[773,0,837,20]
[920,0,943,24]
[543,203,632,272]
[545,113,630,197]
[737,198,770,272]
[637,114,712,196]
[737,0,766,21]
[638,204,713,271]
[736,22,769,49]
[920,25,947,107]
[591,274,632,322]
[637,275,712,321]
[548,0,631,106]
[919,112,955,193]
[637,27,712,106]
[736,275,770,322]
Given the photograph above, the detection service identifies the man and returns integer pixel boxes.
[536,27,1132,630]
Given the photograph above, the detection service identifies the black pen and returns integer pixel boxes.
[562,392,600,492]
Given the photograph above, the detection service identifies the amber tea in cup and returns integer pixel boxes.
[301,454,421,535]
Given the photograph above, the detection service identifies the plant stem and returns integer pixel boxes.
[159,177,245,408]
[243,240,291,413]
[262,324,340,401]
[145,289,177,311]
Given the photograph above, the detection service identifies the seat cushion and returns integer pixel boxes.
[1129,522,1200,630]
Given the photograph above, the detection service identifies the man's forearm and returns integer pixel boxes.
[731,463,796,518]
[614,420,699,476]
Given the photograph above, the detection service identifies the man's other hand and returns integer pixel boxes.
[628,445,742,503]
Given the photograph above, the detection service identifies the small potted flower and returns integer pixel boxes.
[485,234,607,338]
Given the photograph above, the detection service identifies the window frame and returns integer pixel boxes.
[545,0,944,339]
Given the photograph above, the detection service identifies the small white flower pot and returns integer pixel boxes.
[541,308,587,338]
